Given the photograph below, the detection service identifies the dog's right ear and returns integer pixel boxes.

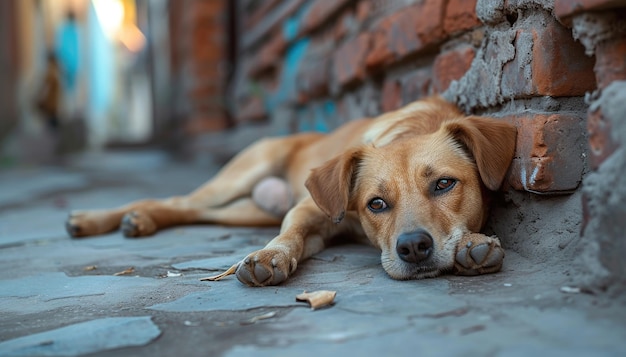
[305,148,362,224]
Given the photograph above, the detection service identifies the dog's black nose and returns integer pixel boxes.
[396,230,433,263]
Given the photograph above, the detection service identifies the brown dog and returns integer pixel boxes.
[66,97,517,286]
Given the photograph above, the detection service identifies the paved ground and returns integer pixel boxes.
[1,150,625,357]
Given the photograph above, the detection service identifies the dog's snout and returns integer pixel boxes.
[396,230,433,263]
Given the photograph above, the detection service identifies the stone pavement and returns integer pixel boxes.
[1,151,625,357]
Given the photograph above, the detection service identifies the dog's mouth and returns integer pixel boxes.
[381,252,444,280]
[405,266,442,280]
[377,228,464,280]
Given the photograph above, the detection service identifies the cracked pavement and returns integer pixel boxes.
[1,151,625,356]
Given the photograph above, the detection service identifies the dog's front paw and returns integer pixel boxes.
[121,211,157,237]
[236,249,297,287]
[66,210,115,238]
[454,233,504,276]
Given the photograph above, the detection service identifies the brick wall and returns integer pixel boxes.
[200,0,624,290]
[168,0,230,139]
[232,0,597,194]
[555,0,626,292]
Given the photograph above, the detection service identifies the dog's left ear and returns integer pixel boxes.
[445,116,517,191]
[305,148,362,223]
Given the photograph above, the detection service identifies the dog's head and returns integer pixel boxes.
[305,115,517,279]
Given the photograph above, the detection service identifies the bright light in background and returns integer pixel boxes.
[119,23,146,53]
[92,0,124,39]
[92,0,145,52]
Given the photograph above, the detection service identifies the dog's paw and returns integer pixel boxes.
[236,248,297,287]
[66,210,115,238]
[454,233,504,276]
[121,211,157,237]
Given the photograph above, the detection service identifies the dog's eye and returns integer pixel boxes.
[367,198,388,213]
[435,178,456,192]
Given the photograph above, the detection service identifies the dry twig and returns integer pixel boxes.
[113,267,135,276]
[199,263,238,281]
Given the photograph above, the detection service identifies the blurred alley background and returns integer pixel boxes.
[0,0,236,166]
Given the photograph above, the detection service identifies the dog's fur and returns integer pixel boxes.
[67,97,517,286]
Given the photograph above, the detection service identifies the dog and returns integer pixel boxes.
[66,97,517,286]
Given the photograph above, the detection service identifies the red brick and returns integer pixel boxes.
[168,0,230,137]
[594,37,626,89]
[356,0,372,23]
[188,84,221,103]
[365,0,447,70]
[381,78,402,112]
[333,33,372,88]
[401,68,432,104]
[444,0,481,35]
[500,30,531,97]
[502,17,596,97]
[300,0,353,36]
[587,105,620,170]
[433,46,475,92]
[193,0,225,12]
[249,30,287,77]
[531,18,596,95]
[364,29,396,70]
[191,0,225,23]
[297,56,330,103]
[414,0,447,42]
[191,43,224,63]
[237,96,268,123]
[244,0,282,30]
[191,62,221,81]
[555,0,626,20]
[507,114,586,193]
[243,0,306,50]
[185,114,230,134]
[333,11,354,42]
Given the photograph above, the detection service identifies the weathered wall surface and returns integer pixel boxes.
[167,0,231,140]
[0,1,20,145]
[555,0,626,294]
[205,0,624,290]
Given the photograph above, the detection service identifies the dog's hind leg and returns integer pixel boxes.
[119,197,283,237]
[67,196,283,238]
[66,197,201,238]
[66,134,321,238]
[186,134,321,209]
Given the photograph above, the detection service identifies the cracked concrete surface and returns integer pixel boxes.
[1,151,625,356]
